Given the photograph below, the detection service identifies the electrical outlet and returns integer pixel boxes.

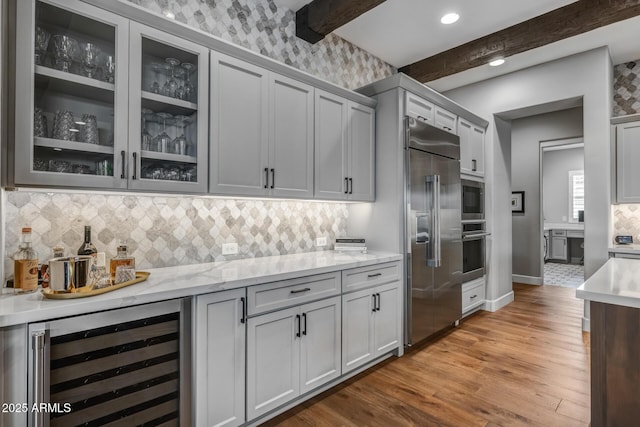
[222,242,238,255]
[316,237,328,247]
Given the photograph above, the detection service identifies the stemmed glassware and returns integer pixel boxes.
[152,112,173,153]
[141,108,154,151]
[81,42,99,79]
[150,62,163,94]
[103,54,115,83]
[181,63,196,102]
[34,26,50,66]
[172,115,190,155]
[51,35,78,73]
[163,58,180,98]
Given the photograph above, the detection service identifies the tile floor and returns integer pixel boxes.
[543,262,585,288]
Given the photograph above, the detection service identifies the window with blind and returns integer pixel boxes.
[569,170,584,223]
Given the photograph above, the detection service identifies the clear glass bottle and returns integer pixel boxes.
[77,226,97,257]
[110,241,135,279]
[13,227,39,294]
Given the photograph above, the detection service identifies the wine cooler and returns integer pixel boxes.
[28,299,191,427]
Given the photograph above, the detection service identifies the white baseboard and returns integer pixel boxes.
[512,274,542,285]
[582,316,590,332]
[484,291,514,312]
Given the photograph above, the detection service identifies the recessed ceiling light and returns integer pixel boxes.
[489,58,505,67]
[440,13,459,25]
[164,11,175,19]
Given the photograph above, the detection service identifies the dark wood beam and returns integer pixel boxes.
[399,0,640,83]
[296,0,387,44]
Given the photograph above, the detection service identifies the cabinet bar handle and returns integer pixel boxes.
[367,273,382,278]
[290,287,311,294]
[120,150,126,179]
[472,159,477,172]
[132,152,137,180]
[240,297,246,323]
[270,168,275,189]
[376,293,381,311]
[302,313,307,336]
[32,330,47,427]
[296,314,301,338]
[349,178,353,194]
[264,167,269,189]
[344,177,349,194]
[372,294,377,312]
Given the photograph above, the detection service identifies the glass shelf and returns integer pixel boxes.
[34,136,114,155]
[141,150,197,165]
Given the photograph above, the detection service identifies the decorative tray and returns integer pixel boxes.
[41,271,150,299]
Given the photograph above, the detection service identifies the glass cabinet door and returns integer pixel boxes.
[14,0,129,189]
[128,22,209,193]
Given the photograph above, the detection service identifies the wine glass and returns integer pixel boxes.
[141,108,154,151]
[163,58,180,98]
[81,42,99,79]
[152,112,173,153]
[174,67,186,100]
[172,115,190,155]
[181,63,196,102]
[103,54,115,83]
[51,35,78,73]
[150,62,163,94]
[34,26,50,66]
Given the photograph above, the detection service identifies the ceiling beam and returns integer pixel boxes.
[399,0,640,83]
[296,0,387,44]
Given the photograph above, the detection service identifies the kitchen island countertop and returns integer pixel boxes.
[576,257,640,308]
[0,250,402,327]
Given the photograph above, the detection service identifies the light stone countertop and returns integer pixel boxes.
[543,222,584,231]
[609,244,640,255]
[0,251,402,328]
[576,257,640,309]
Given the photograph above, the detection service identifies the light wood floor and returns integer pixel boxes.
[265,283,590,427]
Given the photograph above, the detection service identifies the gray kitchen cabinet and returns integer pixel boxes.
[434,105,458,134]
[458,117,485,176]
[246,296,341,420]
[404,91,435,124]
[615,120,640,203]
[315,89,375,201]
[342,281,400,374]
[194,289,246,427]
[13,0,130,189]
[210,51,314,198]
[128,22,209,193]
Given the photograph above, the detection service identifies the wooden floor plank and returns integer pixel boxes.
[265,283,590,426]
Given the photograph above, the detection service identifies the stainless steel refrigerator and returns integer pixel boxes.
[405,117,463,346]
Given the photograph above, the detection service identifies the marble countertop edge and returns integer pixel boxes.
[576,257,640,309]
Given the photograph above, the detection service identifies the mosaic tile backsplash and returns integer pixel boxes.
[614,60,640,116]
[126,0,395,90]
[3,191,348,275]
[613,204,640,242]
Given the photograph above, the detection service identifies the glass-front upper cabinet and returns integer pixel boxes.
[14,0,129,189]
[128,22,209,193]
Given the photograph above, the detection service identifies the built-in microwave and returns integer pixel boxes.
[461,179,484,220]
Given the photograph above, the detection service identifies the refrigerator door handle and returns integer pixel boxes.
[425,175,441,267]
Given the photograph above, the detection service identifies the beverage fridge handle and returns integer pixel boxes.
[31,330,47,427]
[425,175,441,267]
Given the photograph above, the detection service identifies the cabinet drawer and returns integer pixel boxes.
[566,230,584,238]
[247,272,340,315]
[434,106,457,134]
[342,262,401,293]
[462,281,485,312]
[404,92,434,124]
[551,229,567,237]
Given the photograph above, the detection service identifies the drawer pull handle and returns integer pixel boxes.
[470,294,478,299]
[367,273,382,278]
[290,288,311,294]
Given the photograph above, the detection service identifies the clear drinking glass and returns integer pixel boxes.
[103,54,115,83]
[141,108,154,151]
[52,35,78,73]
[172,115,190,155]
[81,42,99,79]
[150,62,163,94]
[163,58,180,98]
[152,112,173,154]
[34,26,50,66]
[182,62,196,103]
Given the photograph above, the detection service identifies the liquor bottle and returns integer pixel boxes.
[13,227,39,294]
[77,226,97,257]
[110,240,135,280]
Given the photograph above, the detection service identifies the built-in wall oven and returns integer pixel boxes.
[462,221,489,282]
[461,179,484,220]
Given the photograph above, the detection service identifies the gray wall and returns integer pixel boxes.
[543,146,584,224]
[510,108,583,278]
[443,48,612,322]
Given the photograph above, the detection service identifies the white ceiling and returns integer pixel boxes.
[275,0,640,91]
